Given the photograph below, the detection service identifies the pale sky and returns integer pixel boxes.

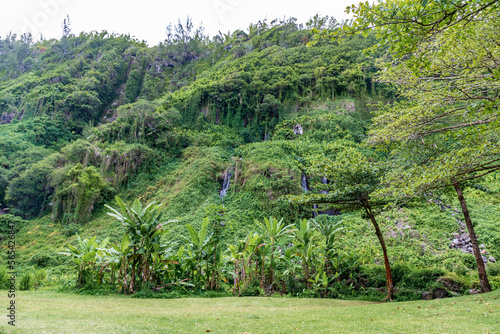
[0,0,355,45]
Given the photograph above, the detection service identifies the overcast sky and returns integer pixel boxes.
[0,0,355,45]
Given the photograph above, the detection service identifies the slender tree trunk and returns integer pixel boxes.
[270,247,274,291]
[129,257,136,294]
[121,262,126,293]
[260,257,265,290]
[324,252,331,276]
[364,202,394,301]
[211,239,218,290]
[451,177,491,293]
[305,262,311,289]
[233,263,239,295]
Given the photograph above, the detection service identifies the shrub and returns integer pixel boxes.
[395,289,421,302]
[63,223,80,237]
[359,265,386,288]
[29,252,59,267]
[33,269,47,289]
[19,273,32,291]
[199,290,231,298]
[240,285,264,297]
[0,215,26,238]
[0,267,9,289]
[487,262,500,277]
[391,264,445,290]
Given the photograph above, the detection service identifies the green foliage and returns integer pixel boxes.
[19,272,32,291]
[59,233,109,288]
[346,0,500,61]
[28,252,60,268]
[391,264,445,290]
[5,160,54,218]
[33,269,47,289]
[52,164,110,224]
[105,196,170,292]
[272,104,366,143]
[2,14,500,301]
[0,214,25,237]
[487,262,500,277]
[124,69,144,103]
[0,266,9,289]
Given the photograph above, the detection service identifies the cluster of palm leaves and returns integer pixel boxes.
[60,197,360,297]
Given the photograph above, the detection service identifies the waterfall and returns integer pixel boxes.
[301,173,309,192]
[320,177,329,194]
[302,174,318,217]
[318,176,336,216]
[220,171,232,199]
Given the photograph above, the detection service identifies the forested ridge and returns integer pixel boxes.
[0,4,499,301]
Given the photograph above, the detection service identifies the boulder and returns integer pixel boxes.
[489,256,497,263]
[421,292,433,300]
[433,288,449,299]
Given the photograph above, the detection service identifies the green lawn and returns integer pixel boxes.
[0,290,498,333]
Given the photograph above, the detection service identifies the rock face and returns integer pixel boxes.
[428,195,496,265]
[449,231,491,262]
[0,112,17,124]
[293,124,303,135]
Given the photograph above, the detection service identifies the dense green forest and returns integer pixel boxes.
[1,3,499,302]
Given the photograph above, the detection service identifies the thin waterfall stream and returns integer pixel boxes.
[220,171,232,199]
[301,173,336,217]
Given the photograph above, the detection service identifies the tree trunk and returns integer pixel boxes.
[260,257,265,290]
[364,202,394,301]
[270,248,274,291]
[129,256,137,294]
[451,177,491,293]
[233,263,240,295]
[305,262,311,289]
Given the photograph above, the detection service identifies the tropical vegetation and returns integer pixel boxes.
[0,2,499,306]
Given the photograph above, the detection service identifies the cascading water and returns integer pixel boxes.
[320,176,328,193]
[301,174,336,217]
[301,173,318,217]
[301,173,309,192]
[318,176,336,216]
[220,171,232,199]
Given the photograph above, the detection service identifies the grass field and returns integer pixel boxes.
[0,290,498,334]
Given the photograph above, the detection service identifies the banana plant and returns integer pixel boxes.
[228,242,245,294]
[255,216,295,289]
[181,217,213,288]
[59,234,109,287]
[105,196,171,292]
[310,217,344,275]
[227,232,265,293]
[308,271,330,298]
[281,248,302,294]
[106,233,132,292]
[292,219,316,288]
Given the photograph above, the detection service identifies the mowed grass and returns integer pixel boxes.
[0,290,498,334]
